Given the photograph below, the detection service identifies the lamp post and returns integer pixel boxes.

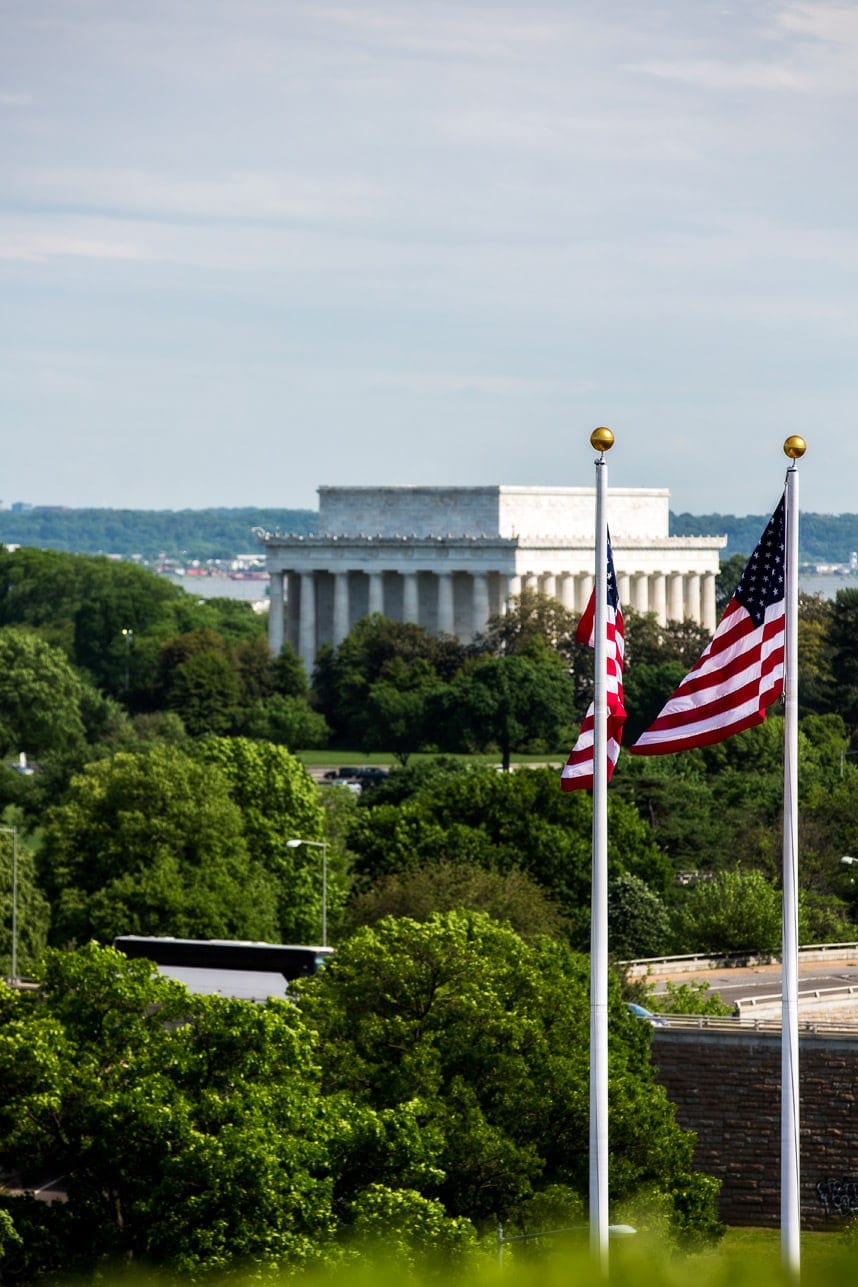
[286,838,327,946]
[121,627,134,694]
[0,827,18,984]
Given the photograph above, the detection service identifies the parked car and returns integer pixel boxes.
[351,766,388,785]
[626,1002,668,1027]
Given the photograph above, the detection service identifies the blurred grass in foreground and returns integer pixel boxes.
[325,1232,858,1287]
[89,1229,858,1287]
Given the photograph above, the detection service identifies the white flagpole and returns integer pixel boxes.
[589,427,613,1271]
[782,435,805,1278]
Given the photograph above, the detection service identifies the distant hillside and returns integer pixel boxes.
[1,506,854,566]
[670,512,858,564]
[0,508,317,562]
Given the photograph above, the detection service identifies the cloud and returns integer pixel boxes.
[364,371,595,397]
[627,58,812,93]
[10,168,380,226]
[307,5,577,62]
[0,224,150,263]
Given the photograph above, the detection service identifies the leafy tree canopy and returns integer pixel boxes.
[0,944,475,1280]
[347,767,671,944]
[39,745,280,945]
[345,858,569,942]
[435,654,575,771]
[298,911,722,1243]
[192,737,338,942]
[0,628,88,760]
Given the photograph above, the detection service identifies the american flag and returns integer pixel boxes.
[560,539,626,792]
[631,494,786,756]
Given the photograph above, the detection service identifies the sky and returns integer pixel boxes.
[2,1,858,516]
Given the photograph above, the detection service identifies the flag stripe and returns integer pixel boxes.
[561,539,626,792]
[630,495,785,757]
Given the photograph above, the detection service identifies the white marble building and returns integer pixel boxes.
[260,486,726,669]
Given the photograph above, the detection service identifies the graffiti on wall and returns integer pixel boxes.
[817,1178,858,1218]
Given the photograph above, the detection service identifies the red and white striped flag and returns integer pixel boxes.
[630,495,786,756]
[560,540,626,791]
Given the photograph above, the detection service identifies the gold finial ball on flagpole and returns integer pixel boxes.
[783,435,807,459]
[590,426,615,453]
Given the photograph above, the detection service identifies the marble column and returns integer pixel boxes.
[368,571,384,616]
[616,571,630,609]
[631,572,649,614]
[685,571,701,624]
[472,572,490,638]
[286,572,300,654]
[299,572,316,669]
[267,569,284,656]
[559,573,576,613]
[702,570,717,633]
[523,572,538,593]
[667,572,684,623]
[541,572,557,600]
[333,571,350,646]
[576,572,594,612]
[650,572,667,627]
[504,574,522,614]
[438,572,455,635]
[403,571,419,624]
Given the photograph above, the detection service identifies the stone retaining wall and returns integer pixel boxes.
[651,1028,858,1228]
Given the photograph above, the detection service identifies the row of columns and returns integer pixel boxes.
[268,565,718,662]
[509,569,716,630]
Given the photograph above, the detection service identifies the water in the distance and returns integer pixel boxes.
[799,574,858,600]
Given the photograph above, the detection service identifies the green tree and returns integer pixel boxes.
[362,657,445,765]
[347,767,671,944]
[242,693,330,749]
[166,650,242,735]
[797,592,833,717]
[0,944,483,1279]
[299,912,722,1243]
[673,869,783,956]
[39,745,280,945]
[716,553,748,614]
[477,589,579,659]
[438,654,575,771]
[0,628,88,759]
[191,737,345,943]
[0,823,50,979]
[345,858,569,941]
[0,946,336,1279]
[649,981,733,1017]
[828,589,858,733]
[608,873,673,960]
[313,615,465,745]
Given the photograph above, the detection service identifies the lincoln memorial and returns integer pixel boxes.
[260,485,726,669]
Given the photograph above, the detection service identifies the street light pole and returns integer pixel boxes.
[121,627,134,694]
[0,827,18,983]
[285,838,327,946]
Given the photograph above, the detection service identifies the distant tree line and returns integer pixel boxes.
[3,504,858,563]
[0,508,316,561]
[672,510,858,563]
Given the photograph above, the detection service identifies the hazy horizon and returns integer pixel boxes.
[4,3,857,515]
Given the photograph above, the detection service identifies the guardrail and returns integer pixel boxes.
[622,942,858,979]
[652,1012,858,1037]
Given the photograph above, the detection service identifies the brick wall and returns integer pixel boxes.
[651,1028,858,1228]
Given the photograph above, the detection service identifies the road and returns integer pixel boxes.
[652,957,858,1008]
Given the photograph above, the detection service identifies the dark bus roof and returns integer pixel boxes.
[113,936,333,979]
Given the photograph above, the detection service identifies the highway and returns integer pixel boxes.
[650,956,858,1013]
